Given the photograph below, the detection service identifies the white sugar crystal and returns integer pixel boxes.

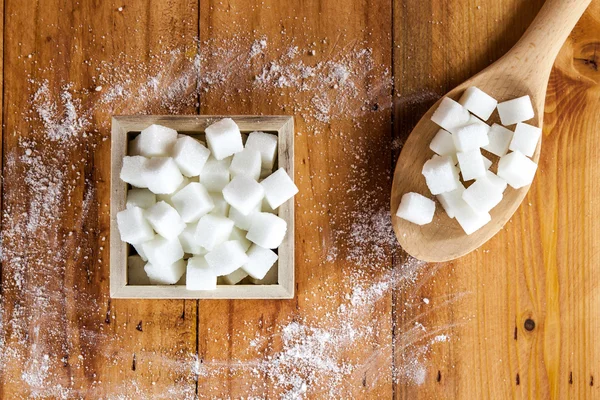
[247,212,287,249]
[199,157,231,192]
[452,122,490,152]
[497,95,534,125]
[205,240,249,276]
[126,188,156,209]
[145,201,186,238]
[195,214,235,250]
[222,268,249,285]
[243,244,278,280]
[261,168,299,209]
[186,257,217,290]
[249,263,278,284]
[483,123,514,157]
[497,150,538,189]
[142,157,184,194]
[209,192,230,216]
[138,124,178,157]
[117,207,155,244]
[120,156,149,188]
[144,259,186,285]
[142,236,184,267]
[485,170,507,193]
[245,131,278,170]
[205,118,244,160]
[459,86,498,121]
[230,226,252,251]
[482,155,492,170]
[129,135,142,156]
[230,148,262,180]
[156,177,189,206]
[431,97,470,132]
[178,223,206,255]
[172,135,211,177]
[509,122,541,157]
[128,255,150,285]
[395,192,435,225]
[229,205,260,230]
[429,129,457,163]
[436,183,465,219]
[462,178,503,213]
[457,149,486,181]
[171,182,214,223]
[132,243,148,261]
[454,203,491,235]
[223,175,265,215]
[422,155,458,195]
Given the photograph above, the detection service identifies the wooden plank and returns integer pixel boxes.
[0,0,199,397]
[197,0,393,397]
[393,1,600,399]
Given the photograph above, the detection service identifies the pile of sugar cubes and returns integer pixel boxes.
[396,87,539,235]
[117,118,298,290]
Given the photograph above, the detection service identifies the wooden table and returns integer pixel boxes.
[1,0,598,398]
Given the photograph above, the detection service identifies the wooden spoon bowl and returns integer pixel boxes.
[391,0,591,263]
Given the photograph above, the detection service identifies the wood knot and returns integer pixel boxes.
[524,319,535,331]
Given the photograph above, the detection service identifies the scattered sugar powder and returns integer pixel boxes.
[0,29,456,399]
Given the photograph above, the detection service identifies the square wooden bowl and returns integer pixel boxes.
[110,115,295,299]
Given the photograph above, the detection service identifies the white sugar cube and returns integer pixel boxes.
[431,97,470,132]
[483,123,514,157]
[172,136,211,177]
[245,131,279,170]
[395,192,435,225]
[459,87,498,121]
[262,198,277,214]
[462,178,503,213]
[144,259,186,285]
[509,122,541,157]
[205,118,244,160]
[497,95,534,125]
[497,150,538,189]
[142,157,184,194]
[457,149,486,181]
[260,168,273,179]
[142,236,184,267]
[422,155,458,195]
[129,135,142,156]
[117,207,155,244]
[454,203,491,235]
[230,148,262,180]
[436,183,466,219]
[483,155,492,170]
[128,255,150,285]
[205,240,249,276]
[138,124,178,157]
[229,205,260,230]
[246,212,287,249]
[132,243,148,261]
[260,168,299,209]
[223,175,265,215]
[452,122,490,152]
[485,170,507,193]
[178,223,206,255]
[145,202,185,239]
[186,257,217,290]
[209,192,230,216]
[249,263,278,284]
[242,244,278,280]
[120,156,149,188]
[126,188,156,209]
[429,129,457,163]
[230,226,252,251]
[171,182,214,223]
[222,268,249,285]
[156,176,189,206]
[195,214,235,251]
[200,157,231,192]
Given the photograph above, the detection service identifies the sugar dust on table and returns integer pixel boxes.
[396,86,539,235]
[117,118,299,289]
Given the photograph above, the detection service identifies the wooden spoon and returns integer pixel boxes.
[391,0,592,263]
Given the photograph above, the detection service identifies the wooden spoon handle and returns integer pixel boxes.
[506,0,591,83]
